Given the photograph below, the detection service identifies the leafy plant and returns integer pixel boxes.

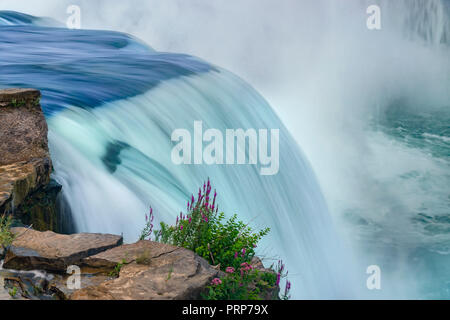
[203,263,276,300]
[10,99,25,108]
[8,287,17,298]
[0,214,15,251]
[108,259,126,277]
[140,178,291,300]
[272,259,291,300]
[139,207,154,241]
[147,179,269,271]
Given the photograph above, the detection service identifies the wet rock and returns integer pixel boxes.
[3,227,123,272]
[71,240,220,300]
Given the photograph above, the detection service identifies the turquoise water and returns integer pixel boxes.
[343,104,450,299]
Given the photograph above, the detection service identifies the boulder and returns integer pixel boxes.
[3,227,123,272]
[70,240,220,300]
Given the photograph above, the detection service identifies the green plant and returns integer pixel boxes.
[0,214,15,250]
[141,179,291,300]
[139,207,155,241]
[10,99,25,107]
[203,263,277,300]
[108,259,126,277]
[8,287,17,298]
[148,179,269,271]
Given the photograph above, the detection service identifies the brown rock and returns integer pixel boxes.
[0,88,46,166]
[71,240,219,300]
[3,227,123,272]
[0,88,64,232]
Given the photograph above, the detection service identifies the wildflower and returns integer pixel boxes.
[225,267,235,273]
[284,281,292,298]
[240,262,252,271]
[180,225,183,231]
[188,217,192,224]
[204,215,209,223]
[234,252,238,259]
[241,248,246,257]
[276,273,281,287]
[211,278,222,285]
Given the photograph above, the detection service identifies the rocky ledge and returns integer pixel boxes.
[0,88,65,232]
[0,228,222,300]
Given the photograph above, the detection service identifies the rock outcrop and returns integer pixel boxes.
[1,228,219,300]
[3,227,123,272]
[71,241,220,300]
[0,88,66,232]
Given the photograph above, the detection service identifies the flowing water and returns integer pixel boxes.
[0,10,357,299]
[0,0,449,299]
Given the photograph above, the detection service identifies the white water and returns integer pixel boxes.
[2,0,450,299]
[48,69,358,299]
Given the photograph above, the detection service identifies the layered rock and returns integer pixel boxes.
[71,241,220,300]
[1,228,219,300]
[3,227,123,272]
[0,88,65,232]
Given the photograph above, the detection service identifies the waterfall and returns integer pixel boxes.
[0,10,358,299]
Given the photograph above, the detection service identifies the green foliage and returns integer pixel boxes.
[108,259,126,277]
[139,207,155,241]
[142,178,290,300]
[203,264,276,300]
[8,287,17,298]
[0,215,15,250]
[10,99,25,108]
[150,179,269,271]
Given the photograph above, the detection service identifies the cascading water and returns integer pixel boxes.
[1,0,449,300]
[0,11,357,299]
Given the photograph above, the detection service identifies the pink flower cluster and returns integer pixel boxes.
[211,278,222,286]
[225,267,235,273]
[176,178,219,230]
